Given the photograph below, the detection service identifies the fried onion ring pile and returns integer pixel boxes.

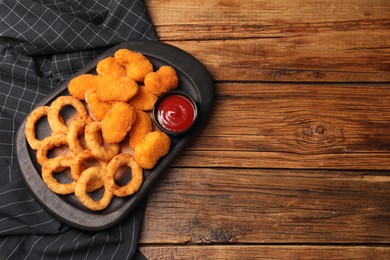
[105,154,143,197]
[75,167,113,211]
[25,106,51,150]
[85,121,120,161]
[48,96,88,134]
[41,157,75,195]
[24,48,177,211]
[70,150,107,192]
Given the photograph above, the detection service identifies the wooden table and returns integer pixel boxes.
[140,0,390,258]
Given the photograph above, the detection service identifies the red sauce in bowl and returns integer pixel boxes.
[155,93,197,134]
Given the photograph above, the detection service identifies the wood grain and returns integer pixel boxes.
[165,37,390,82]
[170,83,390,169]
[147,0,390,39]
[140,168,390,244]
[146,0,390,82]
[140,245,390,260]
[139,0,390,256]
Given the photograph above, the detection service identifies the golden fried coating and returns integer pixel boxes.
[127,85,158,111]
[85,90,113,121]
[25,106,51,150]
[134,131,171,169]
[67,116,92,154]
[96,57,126,77]
[144,66,178,96]
[75,167,113,210]
[105,154,143,197]
[96,74,139,102]
[47,96,88,134]
[24,48,178,207]
[101,102,136,143]
[68,74,99,100]
[36,133,72,166]
[70,150,107,192]
[42,157,75,195]
[129,110,152,150]
[114,49,153,82]
[85,121,120,161]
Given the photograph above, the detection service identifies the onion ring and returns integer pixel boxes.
[41,156,75,195]
[85,121,119,161]
[67,116,92,154]
[48,96,88,134]
[71,150,107,192]
[25,106,51,150]
[36,133,72,166]
[75,167,113,211]
[105,153,143,197]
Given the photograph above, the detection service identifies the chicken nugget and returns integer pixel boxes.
[85,90,113,121]
[96,57,126,77]
[68,74,99,100]
[134,131,171,169]
[114,49,153,82]
[144,66,178,96]
[129,110,152,149]
[97,74,139,102]
[127,86,158,111]
[101,102,136,143]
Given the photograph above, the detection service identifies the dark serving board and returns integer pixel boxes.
[15,41,214,231]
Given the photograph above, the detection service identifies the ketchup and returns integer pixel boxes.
[156,94,196,133]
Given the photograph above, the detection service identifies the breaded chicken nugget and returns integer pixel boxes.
[68,74,100,100]
[134,131,171,169]
[97,74,139,102]
[85,90,113,121]
[127,86,158,111]
[114,49,153,82]
[144,66,178,96]
[101,102,136,143]
[96,57,126,77]
[129,110,152,149]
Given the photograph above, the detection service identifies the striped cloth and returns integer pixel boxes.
[0,0,157,259]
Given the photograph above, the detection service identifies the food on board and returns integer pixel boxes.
[24,48,183,211]
[144,65,178,96]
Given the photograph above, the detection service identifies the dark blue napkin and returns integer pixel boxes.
[0,0,157,258]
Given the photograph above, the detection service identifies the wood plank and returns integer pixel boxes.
[147,0,390,40]
[146,0,390,82]
[173,151,390,170]
[140,245,390,259]
[172,83,390,169]
[165,36,390,82]
[140,168,390,244]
